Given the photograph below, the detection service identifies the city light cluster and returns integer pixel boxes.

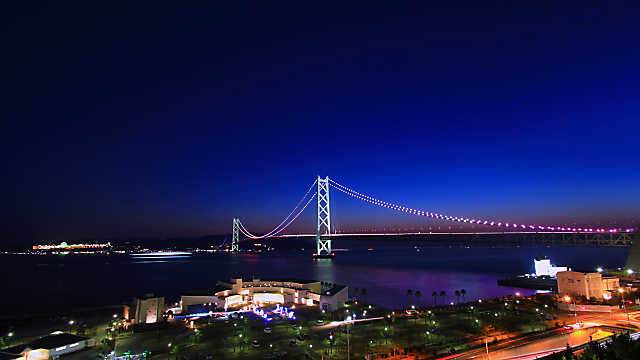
[32,241,112,250]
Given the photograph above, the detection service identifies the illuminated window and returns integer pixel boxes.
[253,293,284,304]
[225,295,244,308]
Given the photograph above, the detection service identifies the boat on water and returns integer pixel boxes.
[130,251,192,259]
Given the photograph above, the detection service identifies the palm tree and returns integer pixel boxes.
[432,291,438,306]
[361,288,367,303]
[415,291,422,308]
[455,290,461,304]
[354,287,359,301]
[407,289,413,309]
[461,289,467,302]
[440,290,446,305]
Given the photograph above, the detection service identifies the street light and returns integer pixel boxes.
[7,332,13,337]
[564,295,578,325]
[113,314,118,318]
[619,288,630,321]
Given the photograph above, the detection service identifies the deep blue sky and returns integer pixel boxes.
[2,2,639,243]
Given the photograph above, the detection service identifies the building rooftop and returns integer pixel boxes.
[322,284,347,296]
[269,278,319,285]
[184,285,229,295]
[4,333,89,353]
[31,333,88,350]
[223,278,320,285]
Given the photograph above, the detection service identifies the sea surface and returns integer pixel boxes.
[1,239,629,316]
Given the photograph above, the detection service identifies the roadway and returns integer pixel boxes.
[440,310,640,360]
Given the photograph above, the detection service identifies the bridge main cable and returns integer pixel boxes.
[328,178,634,234]
[236,179,318,240]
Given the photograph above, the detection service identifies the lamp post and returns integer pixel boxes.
[618,288,630,321]
[346,316,351,360]
[485,336,490,360]
[563,295,578,326]
[329,335,334,354]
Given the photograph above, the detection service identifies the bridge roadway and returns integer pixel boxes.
[278,231,634,247]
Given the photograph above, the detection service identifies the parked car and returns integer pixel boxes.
[264,327,272,334]
[252,340,260,348]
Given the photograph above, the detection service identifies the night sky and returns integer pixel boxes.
[2,2,640,243]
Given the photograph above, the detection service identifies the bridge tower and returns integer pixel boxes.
[315,176,334,258]
[231,218,240,252]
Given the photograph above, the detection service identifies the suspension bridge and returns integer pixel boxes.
[230,176,638,258]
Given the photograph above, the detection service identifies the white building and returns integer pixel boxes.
[534,256,567,277]
[182,278,349,312]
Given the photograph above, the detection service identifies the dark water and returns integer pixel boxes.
[1,239,628,315]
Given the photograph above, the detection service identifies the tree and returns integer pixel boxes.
[455,290,461,304]
[461,289,467,302]
[432,291,438,306]
[415,291,422,307]
[354,287,359,301]
[361,288,367,303]
[407,289,413,309]
[440,291,447,305]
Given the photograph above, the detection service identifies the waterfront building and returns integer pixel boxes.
[557,271,620,300]
[182,278,348,312]
[133,295,165,324]
[0,332,92,359]
[534,256,567,277]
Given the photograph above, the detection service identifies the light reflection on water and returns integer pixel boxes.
[0,242,628,314]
